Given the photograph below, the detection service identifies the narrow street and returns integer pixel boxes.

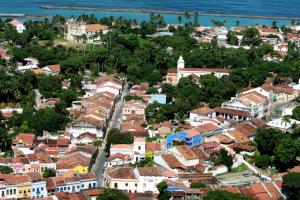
[90,83,129,187]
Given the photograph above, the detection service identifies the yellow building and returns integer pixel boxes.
[74,165,89,174]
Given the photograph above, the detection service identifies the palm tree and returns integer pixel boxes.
[0,128,12,152]
[184,12,190,25]
[194,12,199,26]
[178,16,182,25]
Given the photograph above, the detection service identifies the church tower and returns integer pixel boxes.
[177,55,185,69]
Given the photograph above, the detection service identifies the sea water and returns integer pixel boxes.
[0,0,300,26]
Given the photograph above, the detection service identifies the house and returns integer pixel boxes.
[168,145,199,167]
[241,182,284,200]
[17,57,39,73]
[66,116,104,139]
[221,91,269,118]
[164,56,231,85]
[0,173,47,199]
[189,107,217,126]
[154,154,185,171]
[72,132,97,145]
[123,100,147,120]
[56,152,91,174]
[9,19,26,33]
[104,166,166,194]
[42,64,61,75]
[120,119,148,137]
[65,18,109,43]
[107,137,146,166]
[12,133,35,155]
[47,173,98,194]
[166,123,221,148]
[267,118,300,131]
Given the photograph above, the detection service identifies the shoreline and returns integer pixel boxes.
[0,13,51,19]
[40,5,300,21]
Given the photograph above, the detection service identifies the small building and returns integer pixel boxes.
[168,145,199,167]
[9,19,26,33]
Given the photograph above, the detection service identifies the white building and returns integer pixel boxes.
[165,56,231,85]
[106,137,146,167]
[104,166,167,194]
[168,145,199,167]
[9,20,26,33]
[267,118,300,131]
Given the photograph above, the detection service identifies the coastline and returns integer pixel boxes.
[0,13,51,19]
[40,5,300,21]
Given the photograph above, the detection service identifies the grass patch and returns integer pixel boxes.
[230,163,248,173]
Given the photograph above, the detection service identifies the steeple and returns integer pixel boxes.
[177,55,185,69]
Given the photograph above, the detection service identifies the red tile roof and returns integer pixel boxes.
[215,107,251,117]
[191,107,215,115]
[175,145,198,160]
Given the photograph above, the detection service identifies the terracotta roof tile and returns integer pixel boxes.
[105,167,136,179]
[191,107,215,115]
[161,154,184,169]
[137,167,162,177]
[175,145,198,160]
[215,107,251,117]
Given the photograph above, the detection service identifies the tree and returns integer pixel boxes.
[105,129,133,152]
[203,190,252,200]
[0,128,12,152]
[254,128,282,156]
[42,168,56,178]
[157,181,171,200]
[227,31,239,45]
[38,76,62,98]
[97,189,129,200]
[59,89,78,107]
[190,182,206,188]
[219,149,233,171]
[178,16,182,24]
[254,155,271,169]
[0,166,13,174]
[241,28,262,46]
[292,105,300,120]
[283,172,300,200]
[274,136,300,171]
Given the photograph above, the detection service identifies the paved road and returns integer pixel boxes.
[91,83,129,187]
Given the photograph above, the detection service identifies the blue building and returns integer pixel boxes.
[166,123,222,148]
[149,94,167,104]
[166,130,203,148]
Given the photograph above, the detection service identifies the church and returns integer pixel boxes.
[164,56,232,85]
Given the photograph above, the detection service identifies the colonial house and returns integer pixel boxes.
[47,173,98,194]
[165,56,231,85]
[0,173,47,199]
[65,18,109,43]
[42,64,61,75]
[168,145,199,167]
[221,91,269,118]
[123,100,147,120]
[106,137,146,167]
[166,123,221,148]
[12,133,35,155]
[104,167,167,194]
[66,116,104,139]
[9,19,26,33]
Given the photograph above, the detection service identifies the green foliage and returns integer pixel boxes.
[227,31,239,45]
[212,149,233,171]
[203,190,252,200]
[254,128,282,156]
[105,129,133,152]
[97,189,129,200]
[38,76,62,98]
[0,166,13,174]
[283,172,300,200]
[190,182,206,188]
[146,87,158,94]
[292,105,300,120]
[124,95,144,102]
[241,28,262,46]
[9,108,69,135]
[132,157,154,167]
[157,181,171,200]
[42,168,56,178]
[274,136,300,171]
[254,155,271,169]
[59,89,78,107]
[0,128,12,152]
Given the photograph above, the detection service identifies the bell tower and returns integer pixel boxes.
[177,55,185,69]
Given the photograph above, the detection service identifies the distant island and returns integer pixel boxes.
[40,5,300,21]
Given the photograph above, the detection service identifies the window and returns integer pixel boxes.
[67,187,70,190]
[81,184,84,188]
[77,186,80,189]
[93,183,96,187]
[138,146,141,150]
[1,191,4,197]
[14,189,16,194]
[32,188,35,192]
[41,187,44,191]
[135,184,137,187]
[19,190,22,194]
[28,189,30,192]
[125,183,128,187]
[114,183,118,188]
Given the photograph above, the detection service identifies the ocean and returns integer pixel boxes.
[0,0,300,27]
